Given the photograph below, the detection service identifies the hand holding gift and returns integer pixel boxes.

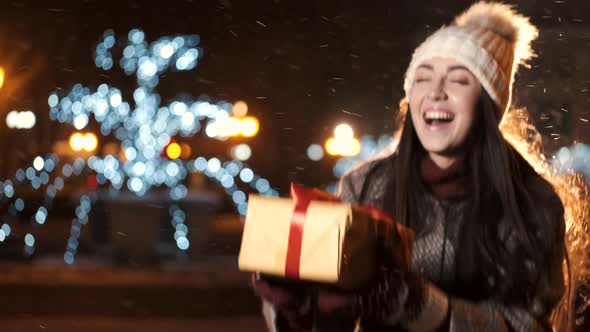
[239,183,414,289]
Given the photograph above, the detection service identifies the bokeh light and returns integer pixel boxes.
[2,224,11,237]
[6,110,36,129]
[15,198,25,211]
[326,134,394,193]
[33,156,45,171]
[69,133,85,152]
[232,144,252,161]
[180,143,192,159]
[207,158,221,173]
[325,136,360,157]
[220,117,241,137]
[24,233,35,247]
[73,114,89,130]
[166,142,182,159]
[325,137,338,156]
[0,28,280,260]
[232,101,248,117]
[83,133,98,152]
[334,123,354,139]
[307,144,324,161]
[239,168,254,183]
[553,143,590,181]
[240,117,259,137]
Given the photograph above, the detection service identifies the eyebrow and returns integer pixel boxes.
[416,64,470,73]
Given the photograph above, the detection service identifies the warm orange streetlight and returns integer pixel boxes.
[226,117,242,136]
[0,67,5,90]
[180,143,192,159]
[69,132,98,152]
[232,101,248,117]
[324,123,361,157]
[83,133,98,152]
[324,136,361,156]
[69,133,85,152]
[210,116,260,138]
[240,116,259,137]
[334,124,354,140]
[166,142,182,160]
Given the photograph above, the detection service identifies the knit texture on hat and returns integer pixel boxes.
[403,1,539,119]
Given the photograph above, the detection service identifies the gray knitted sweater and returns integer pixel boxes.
[265,152,565,332]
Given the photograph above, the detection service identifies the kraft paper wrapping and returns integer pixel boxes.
[238,194,378,288]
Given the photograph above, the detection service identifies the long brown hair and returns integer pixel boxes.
[390,91,564,305]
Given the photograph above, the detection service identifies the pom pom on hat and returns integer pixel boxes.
[453,1,539,68]
[403,1,540,120]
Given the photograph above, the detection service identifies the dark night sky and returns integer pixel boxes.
[0,0,589,193]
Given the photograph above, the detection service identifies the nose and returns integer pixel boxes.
[427,77,447,101]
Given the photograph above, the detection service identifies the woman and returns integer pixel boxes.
[253,2,567,331]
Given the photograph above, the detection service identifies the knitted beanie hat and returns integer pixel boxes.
[403,1,539,120]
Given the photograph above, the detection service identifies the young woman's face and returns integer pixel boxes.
[408,57,482,161]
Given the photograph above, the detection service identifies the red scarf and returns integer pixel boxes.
[420,155,467,200]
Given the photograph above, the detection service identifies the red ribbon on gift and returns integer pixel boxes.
[284,183,339,278]
[283,183,410,280]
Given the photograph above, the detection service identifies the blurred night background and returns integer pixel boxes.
[0,0,588,330]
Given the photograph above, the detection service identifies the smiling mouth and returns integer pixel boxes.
[423,111,454,126]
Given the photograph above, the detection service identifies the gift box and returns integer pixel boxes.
[238,184,414,289]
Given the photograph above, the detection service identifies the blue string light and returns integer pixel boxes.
[169,203,189,251]
[553,143,590,180]
[51,29,276,260]
[0,155,67,249]
[64,194,93,265]
[2,29,282,262]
